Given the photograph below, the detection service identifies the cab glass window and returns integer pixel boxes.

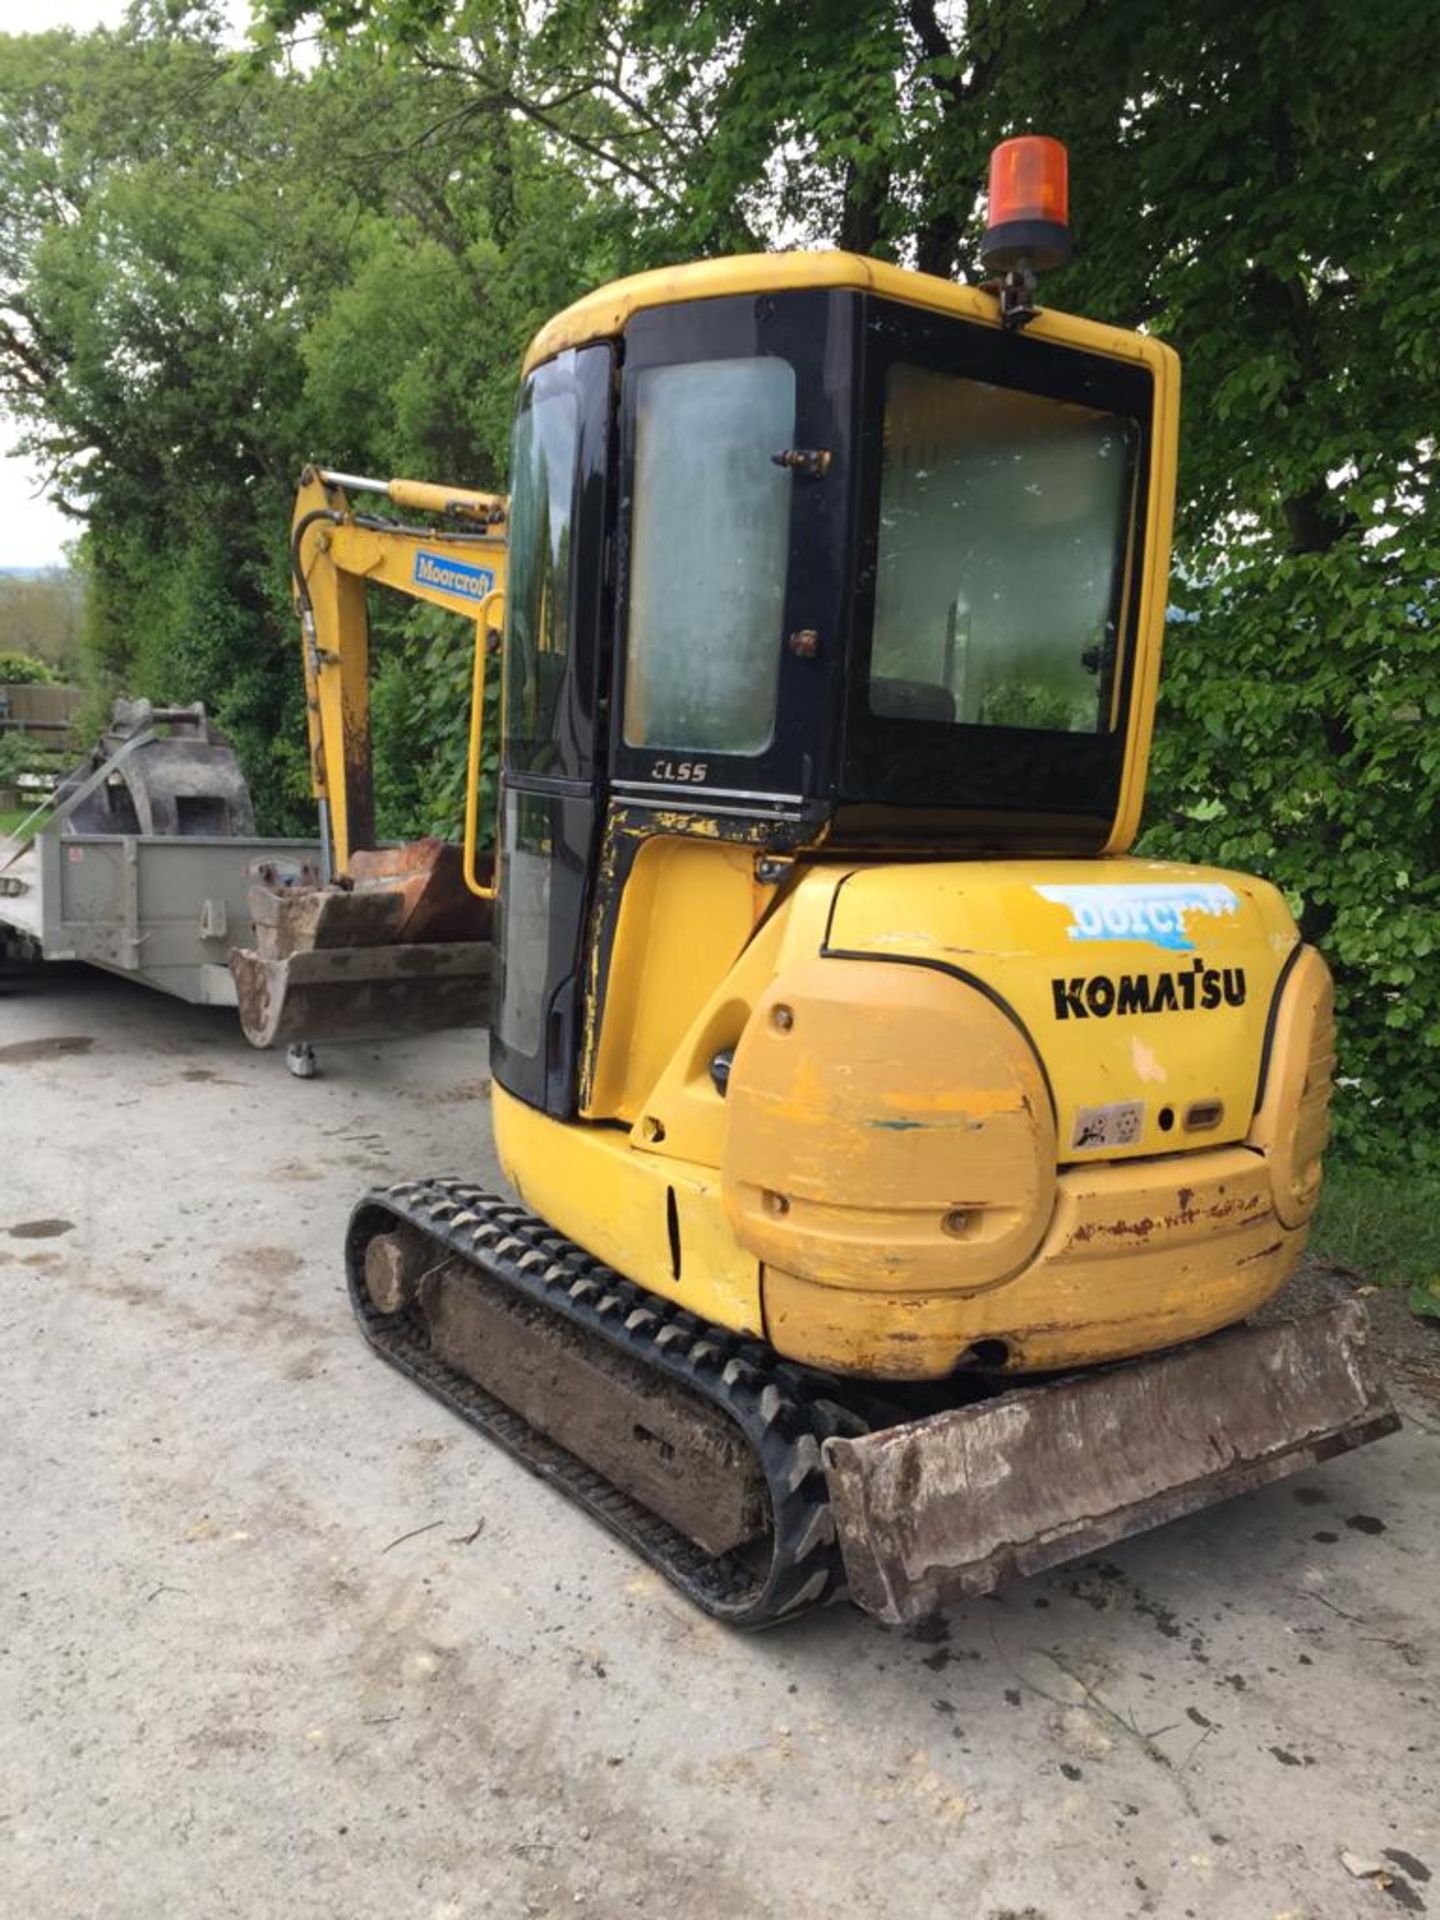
[493,788,552,1061]
[504,364,579,773]
[623,356,795,756]
[869,365,1135,735]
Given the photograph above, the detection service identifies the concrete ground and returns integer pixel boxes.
[1,960,1436,1920]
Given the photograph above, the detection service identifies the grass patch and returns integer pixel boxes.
[1312,1162,1440,1302]
[0,808,29,837]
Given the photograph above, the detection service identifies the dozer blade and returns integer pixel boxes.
[231,940,490,1046]
[822,1302,1399,1625]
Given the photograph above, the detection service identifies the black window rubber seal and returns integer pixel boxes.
[1251,937,1305,1119]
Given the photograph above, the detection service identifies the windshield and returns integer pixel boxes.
[623,355,796,757]
[868,364,1136,735]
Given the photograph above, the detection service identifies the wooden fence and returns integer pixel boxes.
[0,683,82,737]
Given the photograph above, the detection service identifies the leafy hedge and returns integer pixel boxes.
[0,651,59,685]
[1144,538,1440,1168]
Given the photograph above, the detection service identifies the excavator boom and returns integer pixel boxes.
[230,466,503,1053]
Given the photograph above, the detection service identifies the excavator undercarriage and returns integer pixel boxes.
[349,1180,1395,1626]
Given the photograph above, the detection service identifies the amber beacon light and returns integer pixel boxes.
[980,134,1073,274]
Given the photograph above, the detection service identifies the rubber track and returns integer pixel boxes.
[344,1177,867,1628]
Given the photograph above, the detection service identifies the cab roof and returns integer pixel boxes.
[521,250,1172,380]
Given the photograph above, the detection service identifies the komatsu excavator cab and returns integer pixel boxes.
[307,139,1397,1627]
[490,261,1168,1130]
[482,252,1206,1364]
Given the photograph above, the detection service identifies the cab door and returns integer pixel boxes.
[490,344,612,1116]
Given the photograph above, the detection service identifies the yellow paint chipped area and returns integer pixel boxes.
[762,1144,1303,1376]
[1130,1037,1168,1083]
[724,955,1056,1295]
[827,854,1298,1162]
[872,1084,1017,1119]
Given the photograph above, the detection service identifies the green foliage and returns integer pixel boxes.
[1311,1162,1440,1307]
[0,11,624,834]
[369,597,498,844]
[1,0,1435,1167]
[0,574,84,669]
[1144,543,1440,1167]
[978,681,1081,733]
[0,731,34,784]
[0,650,58,684]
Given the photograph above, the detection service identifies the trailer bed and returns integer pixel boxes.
[0,828,322,1008]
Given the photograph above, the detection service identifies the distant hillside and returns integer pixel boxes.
[0,568,85,671]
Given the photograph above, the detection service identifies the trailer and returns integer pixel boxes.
[0,702,323,1047]
[0,825,323,1008]
[1,699,489,1072]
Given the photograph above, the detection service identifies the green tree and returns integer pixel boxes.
[3,0,1434,1162]
[0,8,630,836]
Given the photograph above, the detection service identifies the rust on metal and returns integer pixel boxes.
[363,1228,433,1316]
[231,836,493,1046]
[822,1302,1400,1625]
[230,940,491,1046]
[413,1258,768,1557]
[344,839,493,943]
[249,838,492,963]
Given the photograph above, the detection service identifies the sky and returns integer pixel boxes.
[0,0,252,569]
[0,430,77,570]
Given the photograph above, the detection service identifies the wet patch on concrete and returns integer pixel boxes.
[7,1219,75,1239]
[0,1035,94,1063]
[905,1613,950,1646]
[1292,1484,1330,1506]
[1064,1560,1190,1644]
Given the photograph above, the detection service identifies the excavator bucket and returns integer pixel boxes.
[822,1302,1398,1624]
[231,838,492,1048]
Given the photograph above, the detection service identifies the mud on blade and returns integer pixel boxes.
[822,1303,1398,1625]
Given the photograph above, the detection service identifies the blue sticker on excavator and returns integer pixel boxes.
[413,550,496,603]
[1035,881,1240,953]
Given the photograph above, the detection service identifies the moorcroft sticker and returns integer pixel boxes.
[412,550,497,603]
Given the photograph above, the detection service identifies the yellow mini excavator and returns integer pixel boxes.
[269,138,1399,1625]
